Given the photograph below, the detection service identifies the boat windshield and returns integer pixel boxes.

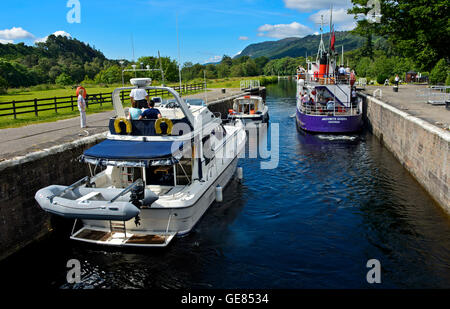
[184,98,205,106]
[234,99,258,114]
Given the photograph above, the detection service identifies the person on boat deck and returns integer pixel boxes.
[302,93,309,104]
[128,100,142,120]
[130,87,149,109]
[326,99,335,111]
[139,100,162,120]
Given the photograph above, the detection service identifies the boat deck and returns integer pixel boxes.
[71,227,174,247]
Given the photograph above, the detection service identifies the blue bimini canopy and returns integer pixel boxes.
[83,139,187,161]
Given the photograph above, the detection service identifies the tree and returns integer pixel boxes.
[244,58,259,76]
[94,65,122,84]
[429,58,449,85]
[221,55,233,67]
[230,64,245,77]
[349,0,450,70]
[216,63,230,78]
[0,76,8,94]
[55,73,73,85]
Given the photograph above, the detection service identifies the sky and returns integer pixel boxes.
[0,0,357,64]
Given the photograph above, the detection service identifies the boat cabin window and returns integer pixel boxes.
[236,100,256,114]
[145,165,175,186]
[175,159,192,185]
[202,134,214,166]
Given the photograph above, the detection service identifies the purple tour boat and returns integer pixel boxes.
[295,14,363,134]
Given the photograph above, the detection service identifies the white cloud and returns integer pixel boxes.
[284,0,350,12]
[35,30,72,43]
[0,27,35,42]
[0,39,14,44]
[239,36,249,41]
[204,55,222,64]
[310,8,356,31]
[257,22,312,39]
[234,50,242,57]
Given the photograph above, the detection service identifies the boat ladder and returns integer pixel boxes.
[109,221,127,237]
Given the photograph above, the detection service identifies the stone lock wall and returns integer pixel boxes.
[361,93,450,213]
[0,133,106,261]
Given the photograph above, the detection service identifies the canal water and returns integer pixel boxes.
[1,81,449,289]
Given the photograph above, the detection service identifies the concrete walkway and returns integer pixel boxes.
[362,85,450,130]
[0,88,245,161]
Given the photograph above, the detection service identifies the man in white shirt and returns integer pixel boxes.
[130,88,149,109]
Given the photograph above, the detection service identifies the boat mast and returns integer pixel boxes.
[316,15,326,63]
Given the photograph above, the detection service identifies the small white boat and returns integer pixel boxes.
[35,78,246,247]
[227,95,269,125]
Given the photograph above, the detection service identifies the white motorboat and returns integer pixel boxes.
[227,95,269,125]
[35,78,246,247]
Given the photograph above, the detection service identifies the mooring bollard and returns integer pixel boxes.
[237,167,243,183]
[393,86,399,93]
[215,185,223,202]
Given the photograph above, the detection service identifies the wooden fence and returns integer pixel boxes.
[0,83,205,118]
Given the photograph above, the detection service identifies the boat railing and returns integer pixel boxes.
[298,70,353,86]
[240,80,260,90]
[299,102,360,116]
[48,176,90,201]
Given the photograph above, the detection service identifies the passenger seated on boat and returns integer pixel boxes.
[128,100,142,120]
[327,100,335,112]
[139,100,162,120]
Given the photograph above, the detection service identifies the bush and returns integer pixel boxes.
[55,73,73,86]
[0,76,8,94]
[429,59,449,85]
[377,74,389,85]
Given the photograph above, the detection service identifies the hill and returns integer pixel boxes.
[237,31,366,59]
[0,35,106,62]
[0,35,114,88]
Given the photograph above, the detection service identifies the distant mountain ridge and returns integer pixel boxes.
[237,31,366,59]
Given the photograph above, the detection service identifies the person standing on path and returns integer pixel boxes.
[77,88,87,128]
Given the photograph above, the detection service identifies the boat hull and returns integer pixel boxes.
[71,123,246,247]
[296,109,362,133]
[228,111,269,125]
[73,156,240,247]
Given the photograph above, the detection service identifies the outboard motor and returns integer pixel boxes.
[130,183,145,208]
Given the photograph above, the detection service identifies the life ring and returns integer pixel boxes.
[155,117,173,135]
[76,86,87,99]
[114,117,132,134]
